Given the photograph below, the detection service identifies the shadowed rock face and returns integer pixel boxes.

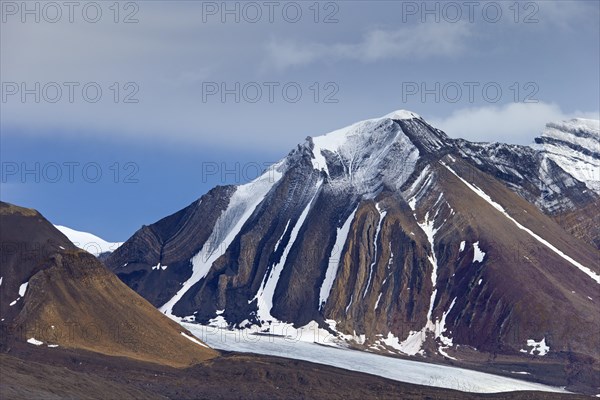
[0,202,218,367]
[105,113,600,390]
[107,185,236,307]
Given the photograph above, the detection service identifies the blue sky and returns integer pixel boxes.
[1,0,599,240]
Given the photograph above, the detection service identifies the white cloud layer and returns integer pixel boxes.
[429,102,599,145]
[264,22,471,70]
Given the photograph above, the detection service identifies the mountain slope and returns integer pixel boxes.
[106,111,600,392]
[0,202,217,367]
[455,118,600,248]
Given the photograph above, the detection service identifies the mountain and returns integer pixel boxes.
[55,225,122,257]
[3,205,577,399]
[105,111,600,393]
[0,201,217,367]
[5,202,582,400]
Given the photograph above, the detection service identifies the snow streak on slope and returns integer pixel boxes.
[420,211,441,328]
[406,166,434,210]
[254,180,323,323]
[273,220,291,254]
[180,332,209,348]
[379,190,451,356]
[160,167,284,315]
[55,225,122,256]
[442,162,600,284]
[363,203,387,298]
[437,297,457,360]
[319,206,358,309]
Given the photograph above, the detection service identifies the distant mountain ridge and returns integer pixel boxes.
[55,225,122,257]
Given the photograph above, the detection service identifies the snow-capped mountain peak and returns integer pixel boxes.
[306,110,450,195]
[308,117,418,195]
[540,118,599,151]
[55,225,122,257]
[383,109,421,120]
[535,118,600,195]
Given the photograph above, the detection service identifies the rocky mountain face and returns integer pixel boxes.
[106,112,600,390]
[0,202,217,367]
[456,118,600,247]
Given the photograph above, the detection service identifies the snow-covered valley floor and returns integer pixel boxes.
[182,323,569,394]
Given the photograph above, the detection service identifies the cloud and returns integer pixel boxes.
[264,22,471,70]
[428,102,599,145]
[536,1,599,31]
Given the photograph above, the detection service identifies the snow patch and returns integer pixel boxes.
[473,242,485,263]
[27,338,43,346]
[383,330,425,356]
[526,338,549,356]
[208,314,228,328]
[9,281,29,306]
[152,263,168,271]
[18,282,28,297]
